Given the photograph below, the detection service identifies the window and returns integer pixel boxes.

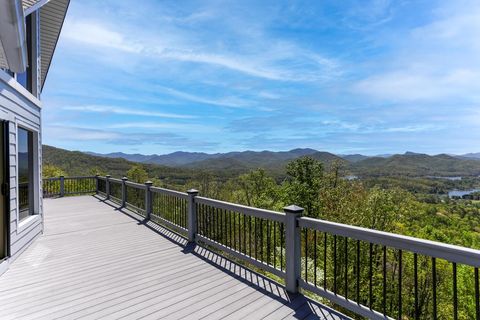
[18,127,33,220]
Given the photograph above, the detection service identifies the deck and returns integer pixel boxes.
[0,196,348,320]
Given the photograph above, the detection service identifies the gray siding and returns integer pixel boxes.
[0,74,42,263]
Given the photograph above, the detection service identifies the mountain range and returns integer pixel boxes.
[82,148,480,177]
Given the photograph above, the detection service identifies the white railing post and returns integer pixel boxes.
[284,205,303,293]
[187,189,199,243]
[145,181,153,220]
[59,176,65,197]
[105,175,111,200]
[121,177,128,207]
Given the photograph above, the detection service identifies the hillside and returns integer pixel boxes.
[461,152,480,160]
[183,149,343,174]
[353,153,480,177]
[43,145,197,184]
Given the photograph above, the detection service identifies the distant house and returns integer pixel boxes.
[0,0,69,275]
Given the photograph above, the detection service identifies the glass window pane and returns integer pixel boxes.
[18,128,33,220]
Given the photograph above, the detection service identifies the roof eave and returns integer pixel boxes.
[24,0,50,16]
[0,0,28,73]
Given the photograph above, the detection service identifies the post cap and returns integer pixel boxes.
[283,205,304,214]
[122,176,128,181]
[60,175,64,178]
[187,188,199,195]
[145,181,153,186]
[106,175,111,178]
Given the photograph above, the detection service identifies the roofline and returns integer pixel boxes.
[0,0,28,72]
[24,0,51,16]
[40,0,70,90]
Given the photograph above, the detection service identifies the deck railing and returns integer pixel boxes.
[42,175,480,319]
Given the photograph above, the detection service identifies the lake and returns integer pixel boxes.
[448,189,480,198]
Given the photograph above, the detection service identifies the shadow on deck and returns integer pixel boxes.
[0,195,349,320]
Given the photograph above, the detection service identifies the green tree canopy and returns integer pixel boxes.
[284,156,324,217]
[42,164,66,178]
[126,165,149,183]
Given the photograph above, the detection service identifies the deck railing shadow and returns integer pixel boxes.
[93,194,348,319]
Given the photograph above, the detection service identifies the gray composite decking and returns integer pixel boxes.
[0,196,349,320]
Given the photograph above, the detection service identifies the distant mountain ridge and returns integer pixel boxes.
[460,152,480,160]
[76,148,480,177]
[87,148,323,167]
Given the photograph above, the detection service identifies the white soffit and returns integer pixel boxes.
[39,0,69,88]
[0,38,8,69]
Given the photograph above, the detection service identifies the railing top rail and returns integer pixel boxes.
[97,176,107,181]
[109,178,122,183]
[150,186,188,199]
[298,217,480,267]
[195,196,286,223]
[124,180,147,190]
[63,176,97,180]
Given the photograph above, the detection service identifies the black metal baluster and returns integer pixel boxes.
[216,207,219,242]
[475,267,480,320]
[253,217,258,260]
[249,216,252,258]
[305,228,308,283]
[453,262,457,320]
[260,219,264,262]
[334,235,337,294]
[314,230,317,286]
[280,222,284,270]
[345,238,348,300]
[398,250,402,320]
[243,214,247,255]
[267,220,271,265]
[414,253,419,320]
[324,232,327,289]
[236,213,240,252]
[356,240,360,304]
[238,213,241,252]
[383,246,387,315]
[432,257,437,320]
[369,242,373,310]
[273,222,277,268]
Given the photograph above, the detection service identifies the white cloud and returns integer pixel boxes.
[62,20,144,53]
[63,105,196,119]
[106,121,219,133]
[353,1,480,103]
[156,86,252,108]
[61,18,340,82]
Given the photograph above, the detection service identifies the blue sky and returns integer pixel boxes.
[42,0,480,155]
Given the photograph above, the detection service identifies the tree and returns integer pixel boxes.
[284,156,324,217]
[235,168,281,209]
[42,164,65,178]
[126,165,148,183]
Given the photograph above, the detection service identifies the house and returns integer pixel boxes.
[0,0,69,275]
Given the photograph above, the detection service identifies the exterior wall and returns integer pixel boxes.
[0,71,42,273]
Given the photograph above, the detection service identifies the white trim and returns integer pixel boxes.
[24,0,51,16]
[0,258,10,276]
[0,70,41,108]
[17,214,38,233]
[0,0,28,72]
[15,122,41,232]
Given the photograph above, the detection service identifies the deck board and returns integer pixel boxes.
[0,196,349,320]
